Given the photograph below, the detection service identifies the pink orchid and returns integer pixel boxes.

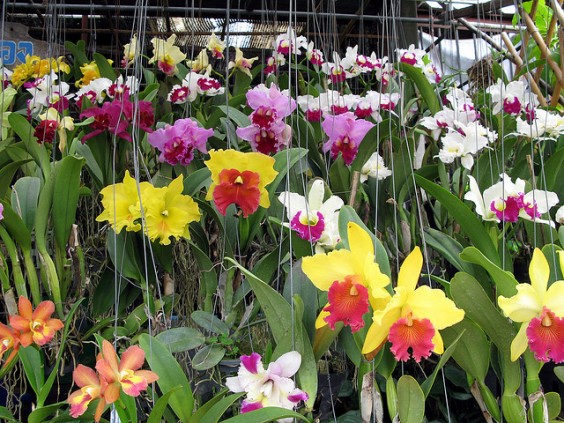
[321,112,375,165]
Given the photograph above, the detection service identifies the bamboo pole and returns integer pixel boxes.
[533,0,563,83]
[522,11,564,87]
[501,32,548,106]
[517,0,539,75]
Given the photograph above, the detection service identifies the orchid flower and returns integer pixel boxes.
[1,86,17,140]
[149,34,186,75]
[278,179,344,252]
[206,32,226,59]
[228,48,258,78]
[9,297,63,347]
[498,249,564,363]
[486,78,538,116]
[437,121,496,170]
[302,222,390,332]
[148,117,213,166]
[360,152,392,182]
[0,322,20,366]
[75,77,112,106]
[322,112,375,165]
[362,247,464,361]
[77,61,103,87]
[143,176,201,245]
[122,34,139,67]
[557,205,564,224]
[95,340,159,402]
[465,174,559,226]
[226,351,308,416]
[36,107,74,151]
[96,170,150,233]
[186,50,210,73]
[0,203,3,221]
[205,149,278,217]
[67,364,107,421]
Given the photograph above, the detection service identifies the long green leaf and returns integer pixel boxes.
[199,393,245,423]
[399,63,441,114]
[0,159,32,198]
[53,156,84,250]
[0,406,17,423]
[139,334,194,422]
[11,176,41,232]
[18,346,45,398]
[93,52,117,80]
[28,402,67,423]
[147,386,182,423]
[397,375,425,423]
[221,407,311,423]
[8,113,50,179]
[415,175,500,266]
[460,246,518,298]
[420,331,463,397]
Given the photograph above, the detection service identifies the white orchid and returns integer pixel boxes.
[278,179,344,252]
[486,78,538,116]
[226,351,308,419]
[465,174,559,226]
[360,152,392,182]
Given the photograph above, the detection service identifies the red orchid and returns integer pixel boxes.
[9,297,63,347]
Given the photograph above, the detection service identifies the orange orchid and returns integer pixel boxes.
[95,340,159,401]
[67,364,107,422]
[0,322,20,366]
[9,297,63,347]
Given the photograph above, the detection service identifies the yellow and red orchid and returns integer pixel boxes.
[301,222,391,332]
[0,322,20,366]
[498,248,564,363]
[149,34,187,75]
[205,149,278,217]
[95,340,159,400]
[9,296,63,347]
[228,48,258,78]
[362,247,464,361]
[67,364,107,422]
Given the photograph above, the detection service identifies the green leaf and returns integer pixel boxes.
[450,272,521,394]
[221,407,311,423]
[416,175,500,266]
[192,344,226,371]
[8,113,50,179]
[70,139,104,188]
[191,310,230,335]
[28,402,67,423]
[424,228,482,277]
[217,105,251,128]
[546,392,561,421]
[399,62,441,114]
[93,52,117,80]
[139,334,194,421]
[555,366,564,384]
[329,156,350,204]
[0,406,17,422]
[0,159,32,198]
[184,167,211,196]
[397,375,425,423]
[116,388,137,423]
[190,390,229,423]
[460,246,518,298]
[199,393,245,423]
[53,156,85,250]
[441,319,490,382]
[106,230,142,282]
[11,176,41,232]
[155,327,206,352]
[18,346,45,398]
[420,332,463,397]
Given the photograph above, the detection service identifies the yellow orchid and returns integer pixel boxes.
[206,33,226,59]
[123,34,139,66]
[498,249,564,363]
[77,61,102,87]
[186,50,209,73]
[205,149,277,217]
[362,247,464,362]
[149,34,186,75]
[11,55,69,88]
[301,222,391,332]
[228,48,258,79]
[96,170,150,233]
[143,175,201,245]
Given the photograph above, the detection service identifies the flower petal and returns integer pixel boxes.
[302,249,357,291]
[73,364,100,388]
[498,284,543,322]
[119,345,145,372]
[388,316,435,362]
[100,340,120,375]
[347,222,374,257]
[32,301,56,321]
[17,296,33,319]
[408,286,465,329]
[526,307,564,363]
[545,281,564,316]
[510,322,529,361]
[397,247,423,292]
[530,248,549,297]
[362,306,402,355]
[324,276,370,332]
[272,351,301,378]
[9,314,30,332]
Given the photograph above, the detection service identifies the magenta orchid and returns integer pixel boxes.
[321,111,375,165]
[148,118,213,166]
